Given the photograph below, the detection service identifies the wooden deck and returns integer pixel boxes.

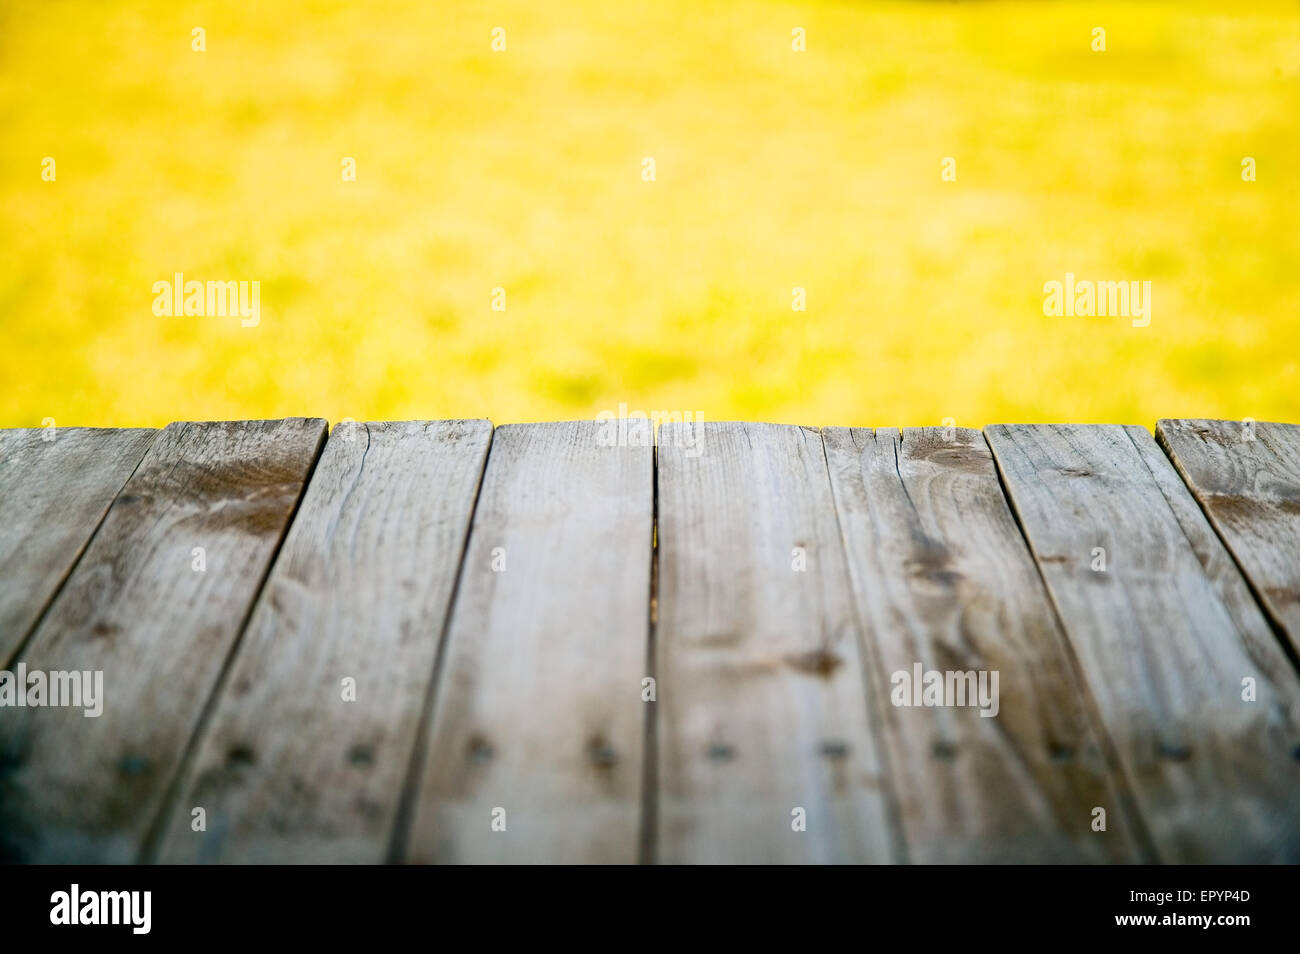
[1,418,1298,864]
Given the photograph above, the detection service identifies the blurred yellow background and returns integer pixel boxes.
[2,1,1298,428]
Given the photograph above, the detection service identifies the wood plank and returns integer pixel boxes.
[402,421,652,863]
[986,423,1300,863]
[822,426,1144,862]
[655,422,896,863]
[155,420,492,863]
[1157,418,1300,657]
[0,427,156,663]
[0,418,327,863]
[1131,425,1287,666]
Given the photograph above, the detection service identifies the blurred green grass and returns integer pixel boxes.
[2,0,1298,427]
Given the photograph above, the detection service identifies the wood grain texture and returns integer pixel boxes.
[0,427,156,663]
[155,421,492,863]
[656,422,896,863]
[822,427,1143,862]
[1131,425,1287,668]
[403,421,652,863]
[986,423,1300,863]
[0,419,326,863]
[1157,418,1300,657]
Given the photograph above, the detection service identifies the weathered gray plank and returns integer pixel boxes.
[0,418,327,863]
[822,427,1144,862]
[1157,418,1300,657]
[403,421,652,863]
[986,423,1300,863]
[656,422,896,863]
[0,427,156,663]
[155,420,492,863]
[1132,425,1288,669]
